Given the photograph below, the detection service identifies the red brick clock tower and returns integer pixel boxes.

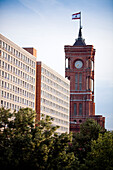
[65,27,105,132]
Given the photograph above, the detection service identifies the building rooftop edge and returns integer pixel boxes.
[37,61,70,84]
[64,45,94,48]
[0,33,36,60]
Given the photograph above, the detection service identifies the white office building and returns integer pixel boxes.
[0,34,36,112]
[36,62,70,134]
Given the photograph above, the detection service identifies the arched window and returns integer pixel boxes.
[74,120,77,124]
[74,103,77,115]
[75,74,78,90]
[79,73,82,90]
[79,103,82,115]
[79,120,82,123]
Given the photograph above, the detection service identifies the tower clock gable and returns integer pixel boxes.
[65,27,105,132]
[65,45,95,92]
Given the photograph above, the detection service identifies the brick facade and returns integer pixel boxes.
[23,47,37,58]
[65,31,105,132]
[35,62,41,121]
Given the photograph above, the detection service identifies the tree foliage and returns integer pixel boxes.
[83,131,113,170]
[0,108,113,170]
[69,118,105,164]
[0,107,77,170]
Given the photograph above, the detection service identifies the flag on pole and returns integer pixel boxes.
[72,12,81,20]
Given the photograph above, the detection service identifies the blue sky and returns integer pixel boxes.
[0,0,113,130]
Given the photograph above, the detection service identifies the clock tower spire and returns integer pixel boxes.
[65,24,105,133]
[78,26,82,38]
[73,26,86,46]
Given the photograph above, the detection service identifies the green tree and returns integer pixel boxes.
[46,132,79,170]
[83,131,113,170]
[70,119,105,164]
[80,118,104,140]
[0,107,78,170]
[0,107,36,169]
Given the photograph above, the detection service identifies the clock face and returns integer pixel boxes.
[75,60,83,69]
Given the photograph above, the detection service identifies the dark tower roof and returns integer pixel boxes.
[73,27,86,46]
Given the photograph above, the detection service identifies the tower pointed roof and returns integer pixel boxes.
[73,26,86,46]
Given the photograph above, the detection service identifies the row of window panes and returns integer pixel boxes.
[0,53,35,75]
[59,126,68,132]
[53,117,68,126]
[1,100,34,111]
[75,83,82,90]
[0,60,35,84]
[41,83,69,101]
[41,90,69,111]
[1,80,35,100]
[41,103,68,114]
[1,91,34,108]
[74,103,82,116]
[41,115,68,132]
[0,71,35,92]
[41,105,68,119]
[41,110,68,125]
[75,73,82,90]
[41,94,68,113]
[75,73,82,82]
[41,75,69,95]
[41,97,68,111]
[1,100,21,111]
[41,98,69,118]
[41,67,69,89]
[0,41,35,68]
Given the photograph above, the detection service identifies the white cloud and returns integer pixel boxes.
[19,0,63,17]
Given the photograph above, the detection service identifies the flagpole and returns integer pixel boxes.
[80,11,81,28]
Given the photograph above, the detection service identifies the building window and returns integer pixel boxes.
[86,77,88,90]
[75,74,78,90]
[79,120,82,123]
[1,100,3,107]
[4,101,6,107]
[79,73,82,90]
[10,94,12,100]
[4,92,6,98]
[11,47,13,54]
[5,63,7,69]
[8,55,10,61]
[2,81,4,87]
[8,64,10,71]
[7,102,9,108]
[7,93,9,99]
[12,104,14,110]
[5,72,7,79]
[79,103,82,115]
[2,71,4,77]
[1,91,3,97]
[74,103,77,115]
[5,82,6,88]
